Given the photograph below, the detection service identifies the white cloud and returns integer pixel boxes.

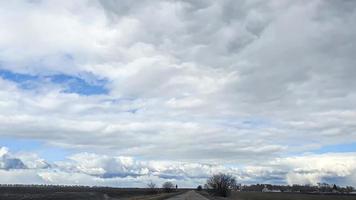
[0,147,26,170]
[1,147,356,187]
[0,0,355,186]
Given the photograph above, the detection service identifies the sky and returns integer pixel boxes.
[0,0,356,188]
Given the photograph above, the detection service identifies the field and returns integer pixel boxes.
[0,186,186,200]
[1,187,356,200]
[224,191,356,200]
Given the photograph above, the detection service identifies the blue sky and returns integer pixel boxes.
[0,68,108,95]
[0,137,70,162]
[0,0,355,187]
[314,143,356,154]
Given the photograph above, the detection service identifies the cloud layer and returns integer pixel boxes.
[0,0,355,186]
[1,147,356,187]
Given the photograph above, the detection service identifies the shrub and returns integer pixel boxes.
[147,181,157,194]
[162,182,175,193]
[197,185,203,191]
[206,173,236,197]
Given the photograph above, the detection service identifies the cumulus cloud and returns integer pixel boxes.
[0,0,355,186]
[0,147,27,170]
[0,147,356,187]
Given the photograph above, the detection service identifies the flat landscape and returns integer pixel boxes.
[0,1,356,200]
[0,186,185,200]
[1,188,356,200]
[201,191,356,200]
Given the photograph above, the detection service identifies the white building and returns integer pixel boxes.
[262,185,281,193]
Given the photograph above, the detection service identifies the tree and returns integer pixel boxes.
[346,186,354,193]
[147,181,157,194]
[162,182,175,193]
[206,173,236,197]
[333,184,338,191]
[197,185,203,191]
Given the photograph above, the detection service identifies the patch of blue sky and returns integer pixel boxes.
[0,69,37,82]
[0,69,39,89]
[283,142,356,157]
[49,74,108,95]
[0,136,71,162]
[313,142,356,154]
[0,68,108,95]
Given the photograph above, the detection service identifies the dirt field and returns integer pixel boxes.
[221,191,356,200]
[0,186,185,200]
[2,188,356,200]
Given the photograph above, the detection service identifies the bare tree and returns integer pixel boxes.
[206,173,236,197]
[346,186,354,193]
[162,181,175,193]
[147,181,157,194]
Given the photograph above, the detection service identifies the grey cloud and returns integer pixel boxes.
[1,158,27,170]
[0,148,27,170]
[0,0,355,180]
[1,147,356,187]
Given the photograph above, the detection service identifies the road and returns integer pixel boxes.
[165,191,209,200]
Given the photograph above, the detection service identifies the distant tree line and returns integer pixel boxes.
[240,183,354,193]
[146,181,178,194]
[1,178,354,197]
[194,173,355,197]
[146,174,356,197]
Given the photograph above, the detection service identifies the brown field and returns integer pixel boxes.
[0,186,186,200]
[224,191,356,200]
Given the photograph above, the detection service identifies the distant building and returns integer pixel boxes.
[262,185,281,193]
[262,185,269,192]
[235,183,242,191]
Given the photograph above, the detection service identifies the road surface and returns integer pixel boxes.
[165,191,209,200]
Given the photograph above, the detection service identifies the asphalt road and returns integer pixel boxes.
[165,191,209,200]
